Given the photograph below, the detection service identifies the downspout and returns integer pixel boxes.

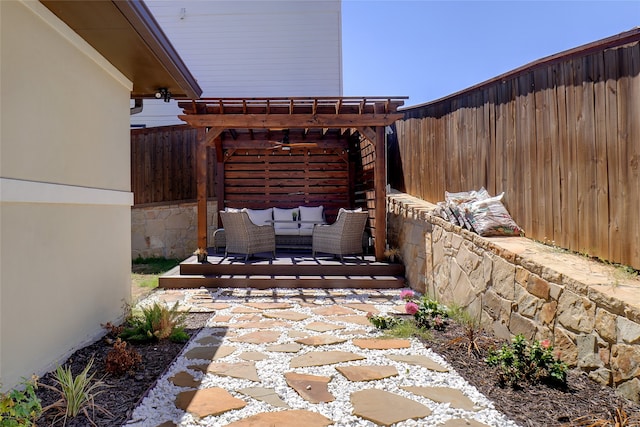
[130,98,143,115]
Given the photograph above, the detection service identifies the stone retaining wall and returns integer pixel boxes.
[387,191,640,402]
[132,201,218,259]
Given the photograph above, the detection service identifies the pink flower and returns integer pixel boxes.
[405,301,419,315]
[366,312,373,318]
[540,339,551,349]
[400,289,415,301]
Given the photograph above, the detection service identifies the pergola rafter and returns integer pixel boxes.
[178,96,407,261]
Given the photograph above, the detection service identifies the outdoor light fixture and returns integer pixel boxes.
[155,88,171,102]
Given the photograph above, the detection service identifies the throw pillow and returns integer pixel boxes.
[273,207,299,229]
[298,205,324,230]
[246,208,273,226]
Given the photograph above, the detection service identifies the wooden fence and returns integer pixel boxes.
[131,125,216,205]
[390,29,640,269]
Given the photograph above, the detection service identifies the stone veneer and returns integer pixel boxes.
[387,191,640,402]
[131,201,218,259]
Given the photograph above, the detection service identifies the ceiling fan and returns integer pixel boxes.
[268,129,318,150]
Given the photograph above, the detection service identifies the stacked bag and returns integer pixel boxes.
[434,188,523,237]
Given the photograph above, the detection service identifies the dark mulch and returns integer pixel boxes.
[35,312,211,427]
[423,322,640,427]
[33,311,640,427]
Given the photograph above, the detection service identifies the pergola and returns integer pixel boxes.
[178,96,407,261]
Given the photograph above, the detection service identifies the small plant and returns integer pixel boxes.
[446,304,492,357]
[485,334,568,387]
[0,377,42,427]
[406,295,449,330]
[105,339,142,376]
[384,247,401,263]
[41,358,111,426]
[119,302,189,343]
[367,312,402,330]
[193,247,208,263]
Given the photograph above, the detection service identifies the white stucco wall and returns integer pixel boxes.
[0,1,133,390]
[131,0,343,127]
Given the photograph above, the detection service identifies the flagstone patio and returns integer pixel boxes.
[124,288,519,427]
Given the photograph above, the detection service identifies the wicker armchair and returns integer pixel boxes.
[312,210,368,260]
[220,211,276,260]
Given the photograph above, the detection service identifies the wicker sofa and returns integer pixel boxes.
[214,206,326,252]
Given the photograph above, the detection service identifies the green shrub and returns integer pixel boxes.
[0,377,42,427]
[406,296,449,330]
[366,313,402,330]
[485,334,568,387]
[120,302,189,343]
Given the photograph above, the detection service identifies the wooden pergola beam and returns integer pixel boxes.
[179,113,403,129]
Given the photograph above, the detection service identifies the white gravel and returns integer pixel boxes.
[124,288,520,427]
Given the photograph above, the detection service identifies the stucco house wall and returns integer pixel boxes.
[0,1,133,390]
[131,0,343,127]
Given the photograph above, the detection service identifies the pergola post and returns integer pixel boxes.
[196,128,208,250]
[374,123,386,261]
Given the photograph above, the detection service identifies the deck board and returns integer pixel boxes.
[160,251,405,289]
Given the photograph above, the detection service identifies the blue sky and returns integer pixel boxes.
[342,1,639,107]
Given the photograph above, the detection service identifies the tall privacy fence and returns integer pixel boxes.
[131,125,216,205]
[390,29,640,270]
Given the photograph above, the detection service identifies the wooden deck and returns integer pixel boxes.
[159,251,406,289]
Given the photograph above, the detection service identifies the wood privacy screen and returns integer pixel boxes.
[390,30,640,269]
[222,142,356,223]
[131,125,215,205]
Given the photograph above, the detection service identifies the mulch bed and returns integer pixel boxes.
[423,322,640,427]
[33,311,639,427]
[35,312,211,427]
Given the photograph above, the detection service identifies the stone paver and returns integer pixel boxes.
[244,302,292,310]
[174,388,246,418]
[290,350,365,368]
[238,351,268,361]
[229,330,281,344]
[311,305,356,316]
[168,371,200,388]
[387,354,450,372]
[230,306,261,314]
[263,310,310,321]
[352,338,411,349]
[237,386,290,408]
[402,386,482,411]
[305,321,346,332]
[327,315,372,326]
[184,345,236,361]
[336,365,398,381]
[232,320,290,329]
[295,334,347,346]
[196,335,223,345]
[189,361,260,382]
[225,410,333,427]
[284,372,335,403]
[265,343,303,353]
[343,303,380,314]
[351,389,431,426]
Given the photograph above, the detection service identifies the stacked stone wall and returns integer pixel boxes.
[131,201,218,259]
[387,192,640,402]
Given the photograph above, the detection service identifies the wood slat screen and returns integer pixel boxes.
[354,134,377,236]
[223,144,353,223]
[131,125,216,205]
[390,32,640,269]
